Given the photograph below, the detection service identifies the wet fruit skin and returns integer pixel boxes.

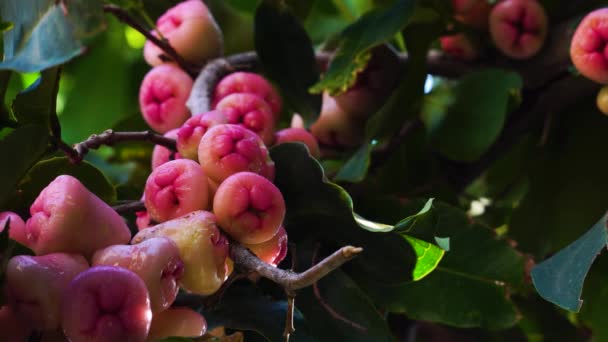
[215,93,276,145]
[0,211,28,246]
[310,92,366,148]
[146,307,207,341]
[274,128,321,159]
[570,8,608,84]
[143,0,223,67]
[177,110,228,160]
[213,172,286,245]
[152,129,182,170]
[489,0,548,60]
[61,266,152,342]
[243,226,288,266]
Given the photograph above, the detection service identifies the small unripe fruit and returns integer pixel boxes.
[143,0,223,67]
[24,175,130,258]
[597,86,608,115]
[0,211,28,246]
[213,172,285,244]
[213,72,283,120]
[243,226,288,267]
[570,8,608,84]
[215,93,276,145]
[0,306,32,342]
[146,307,207,341]
[6,253,89,331]
[132,211,229,295]
[440,33,478,61]
[310,93,366,148]
[274,128,321,159]
[144,159,210,223]
[62,266,152,342]
[92,237,184,313]
[152,129,182,170]
[177,110,228,160]
[139,64,193,133]
[489,0,548,59]
[198,124,275,183]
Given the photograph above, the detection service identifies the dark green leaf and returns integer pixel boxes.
[0,70,16,127]
[0,0,104,72]
[0,21,13,32]
[354,198,434,233]
[531,214,608,312]
[254,1,321,126]
[428,69,522,162]
[333,142,371,183]
[11,157,116,211]
[309,0,415,94]
[0,125,49,207]
[203,285,317,342]
[12,67,60,129]
[579,254,608,341]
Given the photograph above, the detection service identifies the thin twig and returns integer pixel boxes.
[102,4,198,77]
[63,129,176,164]
[284,295,296,342]
[112,200,146,214]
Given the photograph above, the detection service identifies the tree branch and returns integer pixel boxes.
[62,130,176,164]
[112,200,146,214]
[102,4,199,77]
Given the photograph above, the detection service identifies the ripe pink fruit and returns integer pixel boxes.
[24,175,130,258]
[62,266,152,342]
[6,253,89,331]
[146,307,207,341]
[143,0,223,67]
[243,226,288,267]
[212,72,282,120]
[274,128,321,159]
[0,306,32,342]
[0,211,28,246]
[144,159,210,223]
[440,34,478,61]
[139,64,193,133]
[177,110,228,160]
[213,172,285,244]
[215,93,275,145]
[151,129,182,170]
[570,8,608,84]
[136,210,152,231]
[92,237,184,313]
[489,0,548,59]
[132,211,229,295]
[198,124,275,183]
[310,93,366,147]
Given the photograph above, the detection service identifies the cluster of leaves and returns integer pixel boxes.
[2,0,608,341]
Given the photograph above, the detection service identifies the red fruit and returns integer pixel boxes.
[92,237,184,313]
[274,128,321,159]
[139,64,193,133]
[0,211,28,246]
[215,93,275,145]
[6,253,89,331]
[213,172,285,244]
[177,110,228,160]
[146,307,207,341]
[151,129,182,170]
[213,72,283,120]
[143,0,223,67]
[440,34,478,61]
[489,0,548,59]
[243,226,288,266]
[198,124,275,183]
[0,306,32,342]
[570,8,608,84]
[61,266,152,342]
[132,211,229,295]
[24,175,130,258]
[144,159,210,223]
[310,93,366,148]
[452,0,491,28]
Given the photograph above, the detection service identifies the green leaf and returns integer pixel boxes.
[0,70,16,127]
[531,214,608,313]
[579,254,608,341]
[203,285,317,342]
[254,1,321,126]
[355,198,434,233]
[428,69,523,162]
[12,67,60,130]
[0,125,49,207]
[10,157,116,211]
[0,0,104,72]
[404,235,445,281]
[0,21,13,32]
[309,0,415,95]
[333,143,371,183]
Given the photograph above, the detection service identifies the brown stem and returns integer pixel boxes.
[112,200,146,214]
[102,4,199,77]
[284,295,296,342]
[62,130,176,164]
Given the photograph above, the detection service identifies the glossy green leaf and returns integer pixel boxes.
[429,69,522,162]
[403,235,445,281]
[355,198,434,233]
[0,0,105,72]
[531,214,608,312]
[309,0,415,94]
[254,1,321,126]
[0,70,16,127]
[203,285,317,342]
[0,125,49,207]
[333,142,371,183]
[10,157,116,211]
[12,67,60,129]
